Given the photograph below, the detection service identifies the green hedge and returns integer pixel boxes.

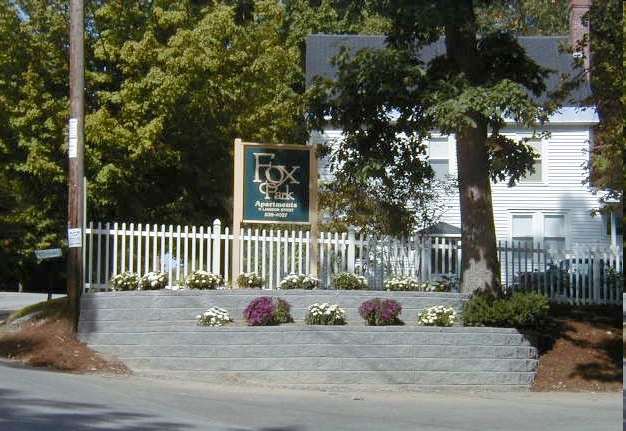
[463,290,550,329]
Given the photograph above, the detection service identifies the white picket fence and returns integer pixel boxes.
[84,220,623,304]
[83,220,460,291]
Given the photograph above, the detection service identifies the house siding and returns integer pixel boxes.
[315,121,611,248]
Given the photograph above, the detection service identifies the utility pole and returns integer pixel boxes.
[67,0,84,332]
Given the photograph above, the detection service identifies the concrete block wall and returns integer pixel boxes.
[79,289,468,329]
[78,290,538,391]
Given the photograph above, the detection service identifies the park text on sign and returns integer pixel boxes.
[243,144,311,223]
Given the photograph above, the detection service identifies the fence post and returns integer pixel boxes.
[347,229,356,273]
[212,219,221,276]
[421,235,431,280]
[591,248,601,303]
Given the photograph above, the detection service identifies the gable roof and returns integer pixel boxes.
[306,34,591,105]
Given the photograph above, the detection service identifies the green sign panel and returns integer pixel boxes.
[243,145,311,223]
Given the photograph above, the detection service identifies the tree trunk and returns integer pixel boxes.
[446,0,501,296]
[456,118,501,295]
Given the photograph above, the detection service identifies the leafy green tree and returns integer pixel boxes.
[584,0,623,208]
[308,0,554,295]
[86,0,308,224]
[0,0,69,286]
[475,0,568,36]
[1,0,328,284]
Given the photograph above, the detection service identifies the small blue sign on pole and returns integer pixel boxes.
[35,248,63,260]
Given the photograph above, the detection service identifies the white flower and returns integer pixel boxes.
[417,305,456,327]
[196,306,232,327]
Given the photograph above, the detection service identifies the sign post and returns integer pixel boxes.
[67,0,85,332]
[232,139,318,286]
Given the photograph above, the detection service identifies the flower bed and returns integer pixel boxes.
[304,303,347,325]
[184,270,223,289]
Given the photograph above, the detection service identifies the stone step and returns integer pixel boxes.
[126,369,536,390]
[84,342,537,361]
[81,326,532,347]
[79,290,468,324]
[102,355,537,373]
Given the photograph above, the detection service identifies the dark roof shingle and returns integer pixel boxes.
[306,34,591,105]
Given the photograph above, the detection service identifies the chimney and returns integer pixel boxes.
[569,0,592,72]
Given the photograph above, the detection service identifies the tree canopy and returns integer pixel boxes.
[0,0,388,285]
[584,0,623,209]
[0,0,616,292]
[85,0,318,224]
[307,0,558,294]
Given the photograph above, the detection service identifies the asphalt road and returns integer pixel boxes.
[0,360,622,431]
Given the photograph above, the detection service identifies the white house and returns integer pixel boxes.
[305,33,622,252]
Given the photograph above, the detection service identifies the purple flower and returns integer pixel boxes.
[243,296,292,326]
[359,298,403,326]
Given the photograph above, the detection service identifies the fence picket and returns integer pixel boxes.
[84,220,622,303]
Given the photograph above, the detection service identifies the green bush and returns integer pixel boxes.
[109,272,140,291]
[383,275,456,292]
[278,273,320,290]
[236,272,264,288]
[184,270,223,289]
[383,275,420,291]
[332,272,369,290]
[139,271,168,290]
[463,290,550,329]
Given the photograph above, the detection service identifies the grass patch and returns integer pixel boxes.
[6,296,70,323]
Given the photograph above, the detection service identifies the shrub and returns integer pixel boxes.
[463,290,550,329]
[196,307,233,327]
[109,272,140,291]
[139,271,168,290]
[243,296,293,326]
[417,305,456,327]
[305,303,347,325]
[332,272,369,290]
[383,275,421,291]
[428,276,457,292]
[358,298,403,326]
[383,275,456,292]
[274,298,293,324]
[278,273,320,290]
[184,270,223,290]
[236,272,265,289]
[605,267,624,292]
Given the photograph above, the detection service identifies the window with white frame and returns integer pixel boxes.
[604,210,623,247]
[428,137,450,180]
[512,215,534,248]
[522,139,543,182]
[543,215,566,250]
[511,213,567,250]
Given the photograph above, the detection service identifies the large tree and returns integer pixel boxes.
[0,0,69,285]
[308,0,553,295]
[0,0,327,284]
[584,0,623,208]
[86,0,309,224]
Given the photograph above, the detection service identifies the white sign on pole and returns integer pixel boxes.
[68,118,78,158]
[67,228,82,248]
